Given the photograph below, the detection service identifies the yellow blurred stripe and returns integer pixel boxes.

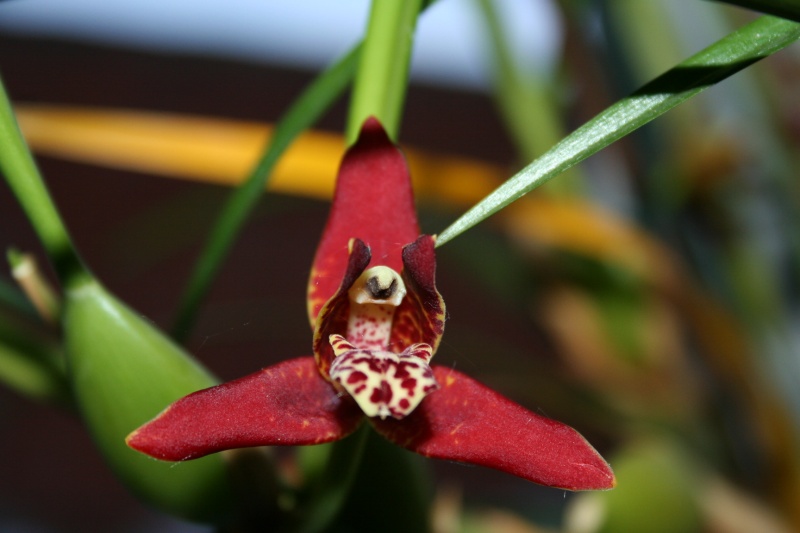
[15,104,674,287]
[15,105,344,200]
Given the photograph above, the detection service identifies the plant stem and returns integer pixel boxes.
[345,0,423,143]
[0,77,87,285]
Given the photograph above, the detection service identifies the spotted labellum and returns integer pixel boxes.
[127,118,615,492]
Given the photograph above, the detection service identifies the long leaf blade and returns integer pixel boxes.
[436,16,800,247]
[714,0,800,23]
[172,47,360,340]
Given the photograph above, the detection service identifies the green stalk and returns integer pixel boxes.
[345,0,424,143]
[436,15,800,247]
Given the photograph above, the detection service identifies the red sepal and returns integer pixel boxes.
[308,118,419,324]
[371,366,616,491]
[126,357,363,461]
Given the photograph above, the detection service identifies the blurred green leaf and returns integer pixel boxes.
[1,75,241,523]
[0,78,84,282]
[330,429,432,533]
[715,0,800,22]
[171,46,360,340]
[64,276,235,523]
[477,0,584,196]
[0,276,36,316]
[0,309,68,405]
[173,1,435,340]
[436,16,800,246]
[567,439,703,533]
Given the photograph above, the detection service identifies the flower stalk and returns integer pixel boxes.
[346,0,423,143]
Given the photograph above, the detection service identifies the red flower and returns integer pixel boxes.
[127,119,615,491]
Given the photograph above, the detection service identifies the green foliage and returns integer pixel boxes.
[436,16,800,246]
[64,277,234,522]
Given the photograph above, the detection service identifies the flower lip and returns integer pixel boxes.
[328,334,439,420]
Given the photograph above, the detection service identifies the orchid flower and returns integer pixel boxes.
[127,118,615,492]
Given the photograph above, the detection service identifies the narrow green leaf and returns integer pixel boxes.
[714,0,800,23]
[435,16,800,247]
[171,47,360,340]
[345,0,423,143]
[0,78,85,282]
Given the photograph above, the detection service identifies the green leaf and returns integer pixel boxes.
[295,425,370,533]
[0,310,69,405]
[64,276,235,523]
[568,440,702,533]
[476,0,584,197]
[714,0,800,23]
[0,78,84,282]
[173,1,434,339]
[435,16,800,247]
[0,75,239,523]
[171,47,360,340]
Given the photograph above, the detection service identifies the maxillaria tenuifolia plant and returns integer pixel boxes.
[3,1,800,531]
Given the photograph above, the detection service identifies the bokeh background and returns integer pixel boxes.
[1,1,799,531]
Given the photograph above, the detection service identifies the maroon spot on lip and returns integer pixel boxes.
[370,380,393,404]
[347,371,367,384]
[401,377,417,393]
[394,365,410,379]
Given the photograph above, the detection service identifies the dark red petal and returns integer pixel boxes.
[312,239,371,376]
[127,357,364,461]
[371,366,616,491]
[308,118,419,325]
[392,235,446,353]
